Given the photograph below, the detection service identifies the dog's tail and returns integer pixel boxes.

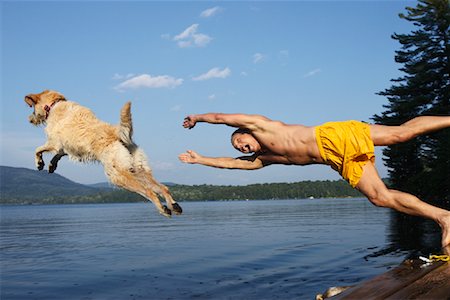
[119,102,133,146]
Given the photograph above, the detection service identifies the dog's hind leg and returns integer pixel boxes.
[131,149,182,215]
[49,151,66,173]
[105,165,172,217]
[154,182,182,215]
[142,174,182,215]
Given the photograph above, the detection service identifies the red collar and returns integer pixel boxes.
[44,101,60,120]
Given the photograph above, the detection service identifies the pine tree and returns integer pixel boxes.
[373,0,450,204]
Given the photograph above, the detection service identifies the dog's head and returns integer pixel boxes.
[25,90,66,125]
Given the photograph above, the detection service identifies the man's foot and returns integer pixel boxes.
[440,213,450,248]
[442,245,450,256]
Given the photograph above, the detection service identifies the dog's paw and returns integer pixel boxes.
[48,163,57,173]
[159,205,172,218]
[37,161,45,171]
[172,203,183,215]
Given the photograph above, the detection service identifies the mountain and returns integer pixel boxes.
[88,182,115,189]
[0,166,107,203]
[0,166,363,205]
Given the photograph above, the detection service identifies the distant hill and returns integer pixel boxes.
[0,165,363,205]
[0,166,109,203]
[88,182,115,189]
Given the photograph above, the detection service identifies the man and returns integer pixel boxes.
[179,113,450,247]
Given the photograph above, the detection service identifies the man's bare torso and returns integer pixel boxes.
[252,121,325,166]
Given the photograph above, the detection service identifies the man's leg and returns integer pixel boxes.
[356,162,450,247]
[370,116,450,146]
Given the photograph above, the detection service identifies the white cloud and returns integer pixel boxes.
[192,33,211,47]
[192,67,231,81]
[304,68,322,78]
[200,6,222,18]
[173,24,212,48]
[174,24,198,41]
[114,74,183,91]
[208,94,216,100]
[253,53,266,64]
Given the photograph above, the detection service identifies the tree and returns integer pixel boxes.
[373,0,450,205]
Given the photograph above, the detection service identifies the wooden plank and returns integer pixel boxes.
[332,259,447,299]
[386,263,450,300]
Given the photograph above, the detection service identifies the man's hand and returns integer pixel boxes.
[183,115,197,129]
[178,150,201,164]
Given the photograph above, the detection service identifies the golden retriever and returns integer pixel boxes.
[25,90,182,217]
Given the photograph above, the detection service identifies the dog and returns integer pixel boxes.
[25,90,182,217]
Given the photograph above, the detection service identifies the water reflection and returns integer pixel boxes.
[390,197,450,255]
[388,212,442,253]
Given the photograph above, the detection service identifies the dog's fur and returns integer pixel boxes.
[25,90,182,217]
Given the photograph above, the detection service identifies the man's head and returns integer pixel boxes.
[231,128,261,154]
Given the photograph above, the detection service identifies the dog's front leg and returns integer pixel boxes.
[35,143,56,171]
[49,151,67,173]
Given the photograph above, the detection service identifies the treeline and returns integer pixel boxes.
[373,0,449,205]
[1,180,362,205]
[170,180,361,201]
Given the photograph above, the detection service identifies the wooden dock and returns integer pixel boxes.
[329,248,450,299]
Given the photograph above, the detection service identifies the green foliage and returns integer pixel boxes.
[373,0,450,203]
[0,166,362,205]
[1,180,362,205]
[169,180,361,201]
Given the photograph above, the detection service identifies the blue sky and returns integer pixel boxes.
[1,1,415,185]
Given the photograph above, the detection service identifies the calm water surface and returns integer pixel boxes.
[0,199,439,299]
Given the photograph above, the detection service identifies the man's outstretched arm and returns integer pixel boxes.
[178,150,266,170]
[183,113,270,130]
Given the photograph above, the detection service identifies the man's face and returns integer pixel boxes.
[231,133,261,154]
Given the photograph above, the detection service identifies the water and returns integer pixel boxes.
[0,199,440,299]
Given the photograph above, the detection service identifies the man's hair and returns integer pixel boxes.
[231,128,251,137]
[231,128,251,144]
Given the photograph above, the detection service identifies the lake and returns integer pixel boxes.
[0,199,442,299]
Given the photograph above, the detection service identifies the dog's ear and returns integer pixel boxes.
[48,91,66,102]
[24,94,37,107]
[56,95,67,102]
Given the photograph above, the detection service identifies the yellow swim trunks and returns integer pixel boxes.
[315,120,375,187]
